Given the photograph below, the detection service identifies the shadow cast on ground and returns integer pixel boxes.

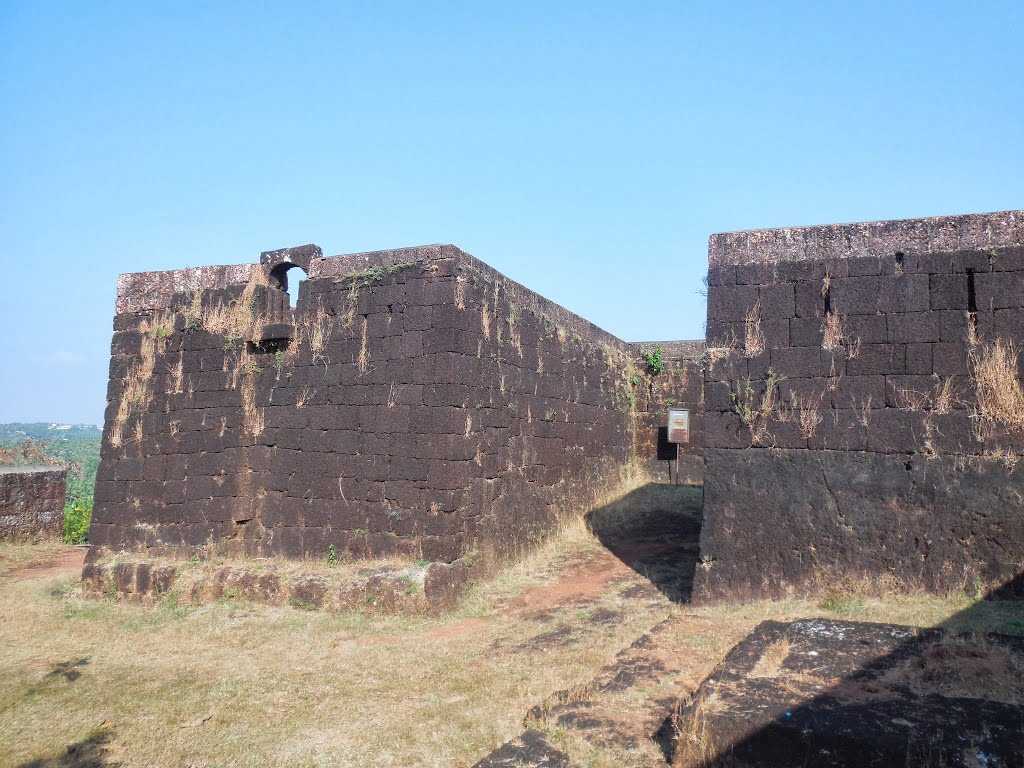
[585,482,703,605]
[17,726,118,768]
[674,573,1024,767]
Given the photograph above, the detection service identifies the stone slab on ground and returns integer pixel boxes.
[475,615,716,768]
[80,551,473,612]
[673,618,1024,767]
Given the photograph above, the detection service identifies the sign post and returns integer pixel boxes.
[666,408,690,485]
[667,408,689,445]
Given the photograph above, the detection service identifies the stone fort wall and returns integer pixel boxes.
[630,340,704,485]
[0,466,67,540]
[91,244,692,565]
[697,210,1024,600]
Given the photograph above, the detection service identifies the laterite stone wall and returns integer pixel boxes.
[696,210,1024,600]
[0,466,67,540]
[92,244,691,565]
[630,341,704,484]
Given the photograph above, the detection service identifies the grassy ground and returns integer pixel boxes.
[2,484,1023,768]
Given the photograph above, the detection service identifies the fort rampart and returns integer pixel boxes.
[91,244,698,566]
[697,210,1024,599]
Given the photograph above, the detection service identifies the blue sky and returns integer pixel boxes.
[1,2,1021,424]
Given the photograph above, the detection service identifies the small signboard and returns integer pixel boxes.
[667,408,690,444]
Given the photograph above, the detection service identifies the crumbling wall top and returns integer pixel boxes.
[0,465,66,477]
[708,209,1023,268]
[629,340,705,361]
[312,244,634,353]
[115,263,254,315]
[261,243,321,275]
[114,242,634,354]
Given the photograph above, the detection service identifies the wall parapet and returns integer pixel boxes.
[698,206,1024,601]
[629,340,705,361]
[709,209,1023,268]
[115,243,633,355]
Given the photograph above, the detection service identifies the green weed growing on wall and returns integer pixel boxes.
[642,346,665,376]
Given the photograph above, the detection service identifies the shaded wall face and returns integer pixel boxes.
[91,255,640,563]
[0,469,66,540]
[698,246,1024,600]
[632,357,704,484]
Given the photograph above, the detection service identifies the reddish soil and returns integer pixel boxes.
[505,550,635,615]
[5,547,85,581]
[359,549,631,646]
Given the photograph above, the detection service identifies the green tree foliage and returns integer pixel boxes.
[0,423,100,543]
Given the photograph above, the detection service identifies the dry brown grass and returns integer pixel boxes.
[932,376,955,415]
[821,311,845,351]
[481,301,492,339]
[981,448,1021,470]
[110,320,163,449]
[454,275,466,311]
[846,335,862,361]
[743,299,764,358]
[0,494,667,768]
[967,314,981,347]
[896,386,930,412]
[199,266,270,342]
[182,290,203,331]
[857,395,873,428]
[357,317,369,374]
[732,372,782,446]
[168,355,184,395]
[342,279,360,329]
[795,395,823,440]
[970,338,1024,436]
[672,694,719,768]
[241,369,264,437]
[750,638,791,679]
[3,486,1021,768]
[896,377,958,416]
[0,541,73,577]
[507,304,523,356]
[304,299,333,367]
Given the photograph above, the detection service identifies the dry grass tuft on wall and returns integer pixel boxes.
[971,338,1024,436]
[304,300,333,367]
[732,371,782,446]
[199,266,270,343]
[821,312,846,351]
[110,318,164,448]
[743,300,764,358]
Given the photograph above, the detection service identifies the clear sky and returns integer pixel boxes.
[1,2,1021,425]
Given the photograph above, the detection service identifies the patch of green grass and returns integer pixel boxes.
[1001,617,1024,634]
[288,596,319,611]
[817,591,867,615]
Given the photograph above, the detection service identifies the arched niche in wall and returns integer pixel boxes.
[268,262,308,308]
[259,243,322,311]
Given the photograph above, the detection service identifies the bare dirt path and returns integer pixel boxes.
[4,546,85,581]
[505,549,635,616]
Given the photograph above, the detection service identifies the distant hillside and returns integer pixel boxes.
[0,423,101,441]
[0,422,102,504]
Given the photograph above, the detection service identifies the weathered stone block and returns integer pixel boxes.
[0,466,67,540]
